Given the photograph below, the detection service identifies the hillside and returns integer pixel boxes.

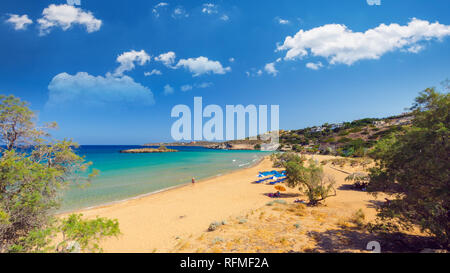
[145,113,413,155]
[279,113,413,156]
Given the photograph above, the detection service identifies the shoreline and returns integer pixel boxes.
[62,154,385,253]
[58,155,267,216]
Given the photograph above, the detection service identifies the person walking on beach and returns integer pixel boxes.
[192,177,196,184]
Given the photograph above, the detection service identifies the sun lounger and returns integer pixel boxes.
[254,177,272,183]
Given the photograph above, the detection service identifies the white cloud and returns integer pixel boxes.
[202,4,218,14]
[306,62,323,70]
[181,82,213,92]
[164,84,174,95]
[155,51,176,67]
[47,72,154,107]
[114,50,151,76]
[6,14,33,30]
[155,2,169,8]
[196,82,213,88]
[172,7,189,19]
[278,18,290,25]
[277,18,450,66]
[229,57,235,62]
[175,56,231,76]
[406,44,424,53]
[37,4,102,35]
[153,2,169,17]
[181,84,193,92]
[144,69,162,76]
[220,15,229,21]
[264,62,278,76]
[246,69,263,77]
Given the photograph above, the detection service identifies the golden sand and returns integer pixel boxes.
[64,155,384,253]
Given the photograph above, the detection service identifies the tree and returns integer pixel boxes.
[367,88,449,249]
[0,95,119,252]
[283,155,336,205]
[0,95,56,150]
[271,152,305,168]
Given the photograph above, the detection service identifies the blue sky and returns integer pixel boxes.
[1,0,449,144]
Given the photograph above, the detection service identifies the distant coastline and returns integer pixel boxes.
[119,146,178,153]
[144,140,264,151]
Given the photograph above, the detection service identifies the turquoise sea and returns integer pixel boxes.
[60,145,270,212]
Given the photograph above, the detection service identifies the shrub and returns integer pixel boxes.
[0,95,119,253]
[285,157,336,206]
[345,172,369,190]
[271,152,306,168]
[350,209,366,227]
[367,88,450,249]
[208,221,222,232]
[212,237,224,244]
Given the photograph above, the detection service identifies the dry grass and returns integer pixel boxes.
[171,202,374,253]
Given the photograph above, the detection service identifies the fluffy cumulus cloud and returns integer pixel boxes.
[264,62,278,76]
[175,56,231,77]
[306,62,323,70]
[277,18,450,66]
[114,50,151,76]
[37,4,102,35]
[202,4,218,14]
[220,15,229,21]
[155,51,176,67]
[47,72,155,107]
[5,14,33,30]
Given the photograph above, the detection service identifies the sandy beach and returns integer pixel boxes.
[62,154,386,253]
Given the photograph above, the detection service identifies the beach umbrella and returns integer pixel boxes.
[274,185,286,192]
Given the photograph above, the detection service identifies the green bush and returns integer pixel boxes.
[285,156,336,205]
[367,88,450,249]
[0,95,119,253]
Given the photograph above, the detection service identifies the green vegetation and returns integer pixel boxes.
[0,95,120,252]
[271,152,306,168]
[280,154,336,206]
[278,109,412,157]
[367,88,449,249]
